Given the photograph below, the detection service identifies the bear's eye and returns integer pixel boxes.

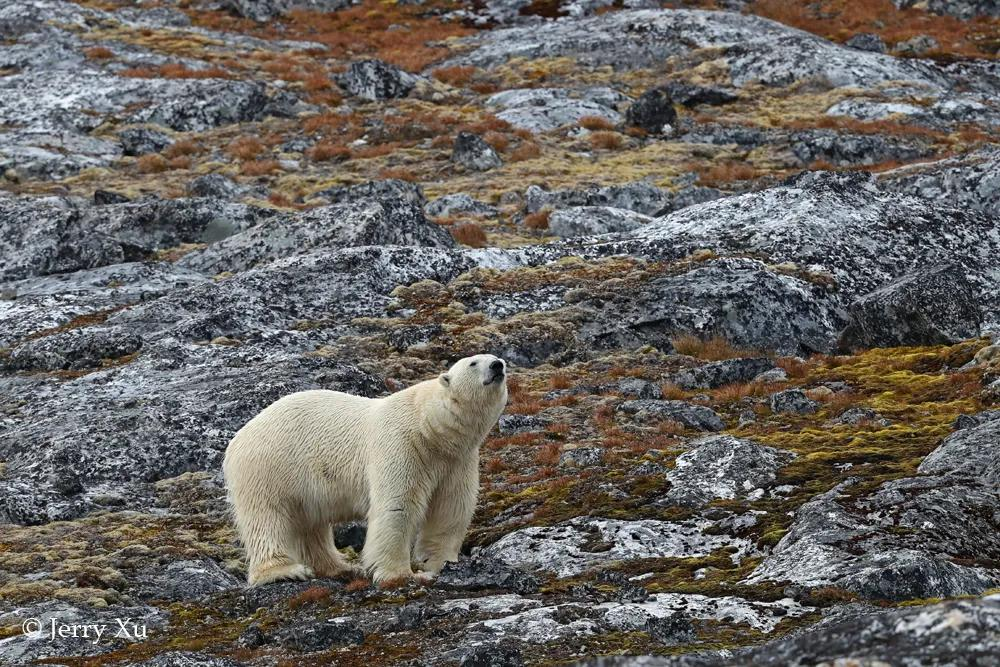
[470,361,477,367]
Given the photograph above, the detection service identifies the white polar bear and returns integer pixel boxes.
[223,354,508,586]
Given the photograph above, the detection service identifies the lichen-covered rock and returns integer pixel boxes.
[453,132,503,171]
[482,517,754,577]
[221,0,354,21]
[525,181,670,216]
[4,326,142,371]
[547,206,652,237]
[617,399,725,431]
[838,264,982,350]
[845,32,887,52]
[669,357,776,390]
[769,388,818,414]
[176,198,455,274]
[661,435,795,507]
[881,146,1000,219]
[118,127,173,157]
[314,178,427,207]
[427,194,500,218]
[341,59,416,100]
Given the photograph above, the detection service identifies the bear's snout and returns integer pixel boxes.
[484,358,506,385]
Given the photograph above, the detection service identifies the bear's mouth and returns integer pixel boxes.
[483,370,505,386]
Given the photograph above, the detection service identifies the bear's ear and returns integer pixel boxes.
[438,373,451,388]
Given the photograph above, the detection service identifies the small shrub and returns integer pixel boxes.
[136,154,167,173]
[378,166,417,181]
[84,46,114,60]
[226,136,265,161]
[510,142,541,162]
[308,142,351,162]
[535,443,562,466]
[524,209,550,230]
[483,131,510,153]
[579,115,615,131]
[451,223,488,247]
[167,156,192,170]
[548,373,572,390]
[241,159,281,176]
[288,586,331,608]
[345,578,369,592]
[671,334,751,361]
[163,139,201,159]
[432,65,476,86]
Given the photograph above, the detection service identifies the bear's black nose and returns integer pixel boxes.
[490,360,504,373]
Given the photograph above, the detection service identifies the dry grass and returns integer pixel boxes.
[534,443,562,466]
[751,0,1000,59]
[524,210,551,230]
[432,65,476,86]
[189,0,475,72]
[671,334,756,361]
[345,578,369,593]
[83,46,114,60]
[693,160,759,186]
[135,154,167,174]
[288,586,331,608]
[588,131,624,150]
[510,142,542,162]
[548,373,573,390]
[119,63,234,79]
[659,383,688,400]
[241,159,281,176]
[579,116,616,131]
[785,115,944,141]
[483,131,510,153]
[378,166,417,181]
[308,142,352,162]
[162,139,202,159]
[451,224,488,247]
[226,136,266,161]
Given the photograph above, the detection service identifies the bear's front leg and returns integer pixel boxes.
[414,454,478,575]
[362,465,433,585]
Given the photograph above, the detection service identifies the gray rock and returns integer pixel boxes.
[187,174,244,200]
[663,82,737,107]
[315,178,426,207]
[426,194,499,218]
[273,617,365,650]
[625,87,677,134]
[661,435,795,507]
[845,32,887,53]
[881,146,1000,219]
[895,34,939,56]
[918,417,1000,484]
[769,389,818,414]
[118,127,173,157]
[618,399,725,431]
[498,414,549,434]
[559,447,604,468]
[4,326,142,371]
[839,264,982,350]
[436,555,541,595]
[828,407,891,427]
[900,0,1000,18]
[176,197,455,274]
[497,97,621,133]
[341,59,416,101]
[459,642,524,667]
[483,516,754,577]
[133,558,242,601]
[222,0,355,21]
[453,132,502,171]
[645,612,695,645]
[93,190,130,206]
[952,409,1000,431]
[525,181,669,215]
[547,206,652,237]
[617,378,662,399]
[133,653,243,667]
[669,357,776,390]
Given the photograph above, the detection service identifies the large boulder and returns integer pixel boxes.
[547,207,652,237]
[341,59,416,101]
[625,87,677,134]
[838,264,982,350]
[452,132,502,172]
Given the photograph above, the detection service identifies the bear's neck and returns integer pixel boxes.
[419,388,499,458]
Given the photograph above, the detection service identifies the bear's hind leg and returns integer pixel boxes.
[301,525,362,579]
[237,507,314,586]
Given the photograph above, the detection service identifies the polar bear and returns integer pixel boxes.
[223,354,508,586]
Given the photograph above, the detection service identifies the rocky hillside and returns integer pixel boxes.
[1,0,999,665]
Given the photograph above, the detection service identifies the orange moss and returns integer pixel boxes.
[589,131,624,150]
[451,223,488,248]
[524,210,550,230]
[510,142,541,162]
[241,159,281,176]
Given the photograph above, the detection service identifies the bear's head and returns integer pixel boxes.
[438,354,508,408]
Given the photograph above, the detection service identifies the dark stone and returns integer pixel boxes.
[645,612,695,645]
[315,178,426,207]
[187,174,243,199]
[274,617,365,651]
[663,82,738,107]
[237,625,267,649]
[93,190,130,206]
[118,128,173,157]
[452,132,502,171]
[334,521,367,551]
[617,378,662,399]
[625,87,677,134]
[669,357,776,390]
[459,642,524,667]
[845,32,887,53]
[436,555,540,595]
[839,264,982,350]
[498,414,549,434]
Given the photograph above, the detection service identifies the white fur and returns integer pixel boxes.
[223,354,508,586]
